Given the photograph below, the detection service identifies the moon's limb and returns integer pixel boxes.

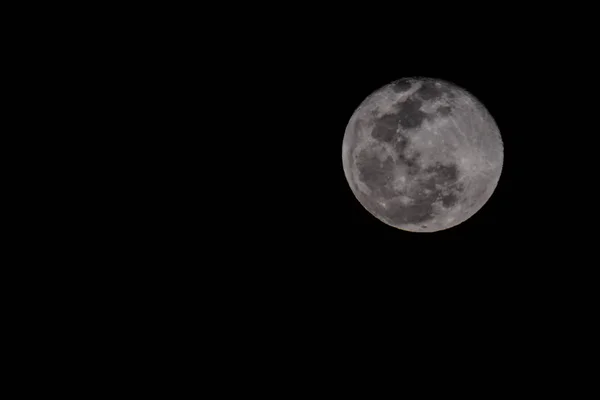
[342,77,503,232]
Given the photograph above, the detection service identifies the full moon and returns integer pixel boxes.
[342,77,503,232]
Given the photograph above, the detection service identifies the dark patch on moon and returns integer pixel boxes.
[395,97,427,130]
[416,81,444,100]
[393,135,409,154]
[371,98,427,142]
[370,95,428,144]
[389,137,421,176]
[383,161,463,225]
[365,93,465,226]
[355,150,395,192]
[437,106,452,116]
[387,200,435,225]
[393,136,421,176]
[425,163,459,183]
[441,192,459,207]
[403,153,422,176]
[390,79,412,93]
[371,113,402,143]
[417,80,459,102]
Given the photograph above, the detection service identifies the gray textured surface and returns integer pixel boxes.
[342,77,503,232]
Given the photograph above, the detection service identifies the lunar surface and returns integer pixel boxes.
[342,77,503,232]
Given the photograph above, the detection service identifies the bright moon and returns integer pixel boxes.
[342,77,503,232]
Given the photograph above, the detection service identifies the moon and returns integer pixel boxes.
[342,77,503,232]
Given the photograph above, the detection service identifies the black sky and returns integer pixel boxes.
[203,13,596,273]
[258,39,547,259]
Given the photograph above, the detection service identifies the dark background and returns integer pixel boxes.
[247,28,587,267]
[200,18,597,367]
[155,10,600,287]
[22,9,593,282]
[6,6,596,385]
[44,6,592,269]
